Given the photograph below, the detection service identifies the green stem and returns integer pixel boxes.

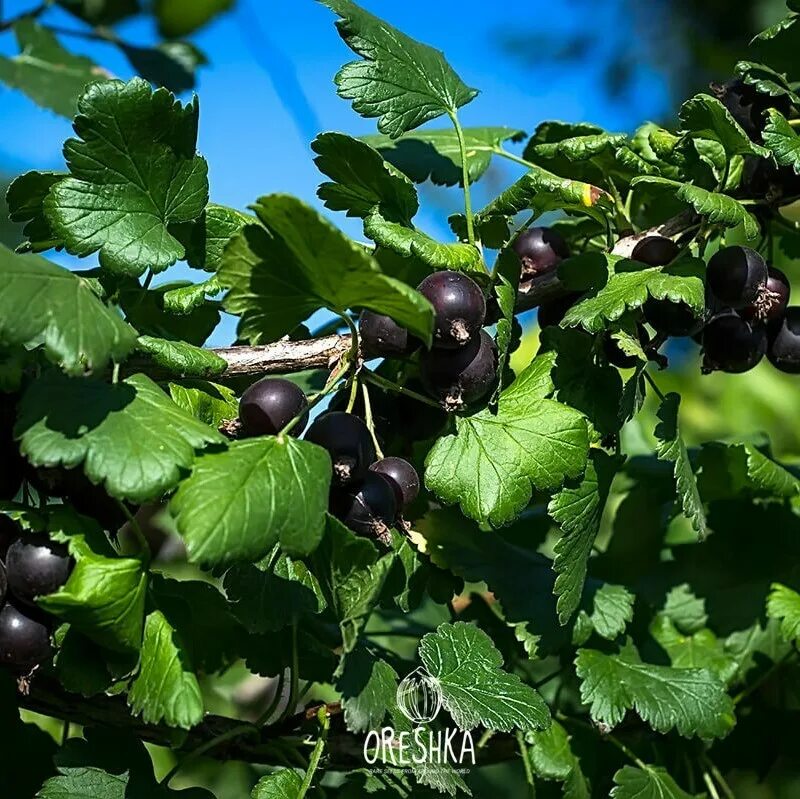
[702,768,722,799]
[360,381,384,459]
[643,369,666,402]
[117,503,150,564]
[297,707,330,799]
[734,649,797,705]
[279,358,350,437]
[450,112,476,245]
[279,620,299,723]
[494,148,535,170]
[516,730,537,798]
[361,369,442,410]
[558,714,647,769]
[700,753,735,799]
[256,670,286,727]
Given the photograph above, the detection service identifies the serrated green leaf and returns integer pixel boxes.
[6,170,66,251]
[45,78,209,276]
[167,379,238,427]
[425,353,589,527]
[560,254,705,334]
[119,40,206,96]
[585,584,635,641]
[363,127,526,186]
[763,108,800,175]
[320,0,477,137]
[526,719,591,797]
[611,766,696,799]
[419,621,550,732]
[632,176,758,239]
[171,436,331,567]
[735,60,800,104]
[313,132,418,222]
[766,583,800,645]
[135,335,227,378]
[251,770,303,799]
[337,644,398,732]
[662,584,708,634]
[219,195,434,345]
[172,204,253,272]
[655,393,708,541]
[679,94,770,159]
[0,19,106,118]
[16,372,223,503]
[575,645,735,739]
[53,627,116,696]
[224,551,326,633]
[0,245,137,374]
[161,275,222,314]
[128,610,203,729]
[548,450,621,624]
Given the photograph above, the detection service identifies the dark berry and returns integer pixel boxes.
[740,267,790,324]
[767,307,800,373]
[537,293,582,329]
[6,533,73,605]
[643,298,703,337]
[706,246,768,309]
[305,412,376,486]
[0,515,20,560]
[0,601,52,673]
[239,378,308,437]
[420,330,498,411]
[702,311,767,373]
[331,472,397,545]
[417,271,486,348]
[513,227,570,279]
[631,235,680,267]
[369,457,420,509]
[711,79,791,142]
[359,311,414,358]
[0,561,6,606]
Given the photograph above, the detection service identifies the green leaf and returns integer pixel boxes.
[0,245,136,375]
[135,335,227,378]
[168,379,238,427]
[611,766,696,799]
[44,78,209,276]
[662,584,708,634]
[735,60,800,104]
[320,0,477,137]
[119,40,206,95]
[0,19,106,118]
[53,627,116,696]
[425,353,589,527]
[313,516,395,652]
[224,551,327,633]
[766,583,800,645]
[39,509,147,652]
[161,275,222,314]
[336,645,398,732]
[363,210,482,271]
[313,132,418,222]
[363,127,526,186]
[655,393,708,541]
[219,195,434,345]
[679,94,770,158]
[560,254,705,334]
[171,436,331,567]
[172,204,253,272]
[575,645,735,739]
[251,770,303,799]
[6,170,65,251]
[419,621,550,732]
[526,719,590,796]
[582,584,635,642]
[548,450,621,624]
[128,610,203,729]
[632,176,758,240]
[763,108,800,175]
[17,372,223,503]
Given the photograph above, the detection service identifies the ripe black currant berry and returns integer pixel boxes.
[643,298,703,337]
[420,330,498,411]
[417,271,486,348]
[513,227,570,279]
[0,601,52,673]
[631,235,680,267]
[702,311,767,374]
[0,515,20,560]
[331,472,397,545]
[369,457,420,509]
[305,411,376,486]
[6,534,73,605]
[239,378,308,437]
[537,293,582,329]
[767,307,800,373]
[740,266,790,325]
[706,246,768,309]
[359,311,414,358]
[0,561,6,606]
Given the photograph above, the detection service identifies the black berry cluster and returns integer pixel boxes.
[305,412,419,545]
[0,516,73,675]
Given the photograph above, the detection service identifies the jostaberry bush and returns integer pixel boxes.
[2,1,800,798]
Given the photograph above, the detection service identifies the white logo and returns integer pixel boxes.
[395,666,443,723]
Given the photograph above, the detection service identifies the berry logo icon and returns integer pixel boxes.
[395,666,443,724]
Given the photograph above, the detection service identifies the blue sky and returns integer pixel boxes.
[0,0,671,344]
